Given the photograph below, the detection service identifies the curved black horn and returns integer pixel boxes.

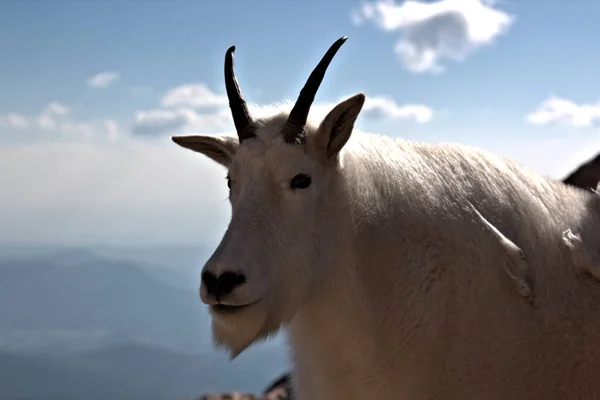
[282,36,348,144]
[224,46,255,141]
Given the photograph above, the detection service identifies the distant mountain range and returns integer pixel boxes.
[0,342,289,400]
[0,246,290,399]
[0,247,210,353]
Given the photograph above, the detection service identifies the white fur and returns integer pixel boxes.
[469,203,533,302]
[174,100,600,400]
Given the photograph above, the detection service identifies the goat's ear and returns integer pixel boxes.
[171,134,239,168]
[562,152,600,191]
[315,93,365,160]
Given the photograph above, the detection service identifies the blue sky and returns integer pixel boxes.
[2,0,600,246]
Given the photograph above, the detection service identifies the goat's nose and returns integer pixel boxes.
[201,271,246,298]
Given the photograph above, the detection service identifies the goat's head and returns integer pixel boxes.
[172,36,365,357]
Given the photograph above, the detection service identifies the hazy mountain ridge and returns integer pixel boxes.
[0,342,289,400]
[0,246,290,399]
[0,347,163,400]
[0,248,210,353]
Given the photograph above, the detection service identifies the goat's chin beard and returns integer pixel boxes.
[210,308,283,360]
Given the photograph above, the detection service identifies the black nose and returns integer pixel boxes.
[202,271,246,298]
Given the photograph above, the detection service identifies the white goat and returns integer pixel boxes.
[173,37,600,400]
[196,154,600,400]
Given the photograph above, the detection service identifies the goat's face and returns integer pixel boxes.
[172,93,364,357]
[172,35,360,357]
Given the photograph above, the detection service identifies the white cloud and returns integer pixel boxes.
[87,71,120,89]
[132,107,231,137]
[256,95,434,124]
[35,102,93,138]
[38,102,70,130]
[526,96,600,128]
[0,102,122,142]
[129,83,234,136]
[352,0,513,74]
[0,113,29,129]
[161,83,228,109]
[132,84,435,137]
[363,96,433,122]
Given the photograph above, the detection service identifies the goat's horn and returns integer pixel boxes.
[282,36,348,144]
[224,46,255,141]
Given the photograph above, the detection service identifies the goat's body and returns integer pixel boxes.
[287,132,600,400]
[176,37,600,400]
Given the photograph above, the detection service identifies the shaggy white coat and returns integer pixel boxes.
[174,96,600,400]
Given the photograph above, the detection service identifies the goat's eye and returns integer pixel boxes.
[226,176,231,189]
[290,174,312,190]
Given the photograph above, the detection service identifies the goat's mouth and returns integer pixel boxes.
[210,301,257,315]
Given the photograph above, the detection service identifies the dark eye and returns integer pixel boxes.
[226,176,231,189]
[290,173,312,190]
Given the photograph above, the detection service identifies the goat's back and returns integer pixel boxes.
[311,135,600,399]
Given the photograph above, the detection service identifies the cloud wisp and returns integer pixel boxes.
[351,0,513,74]
[131,83,435,137]
[0,102,121,142]
[526,96,600,128]
[87,71,120,89]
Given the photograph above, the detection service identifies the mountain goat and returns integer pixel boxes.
[196,153,600,400]
[173,37,600,400]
